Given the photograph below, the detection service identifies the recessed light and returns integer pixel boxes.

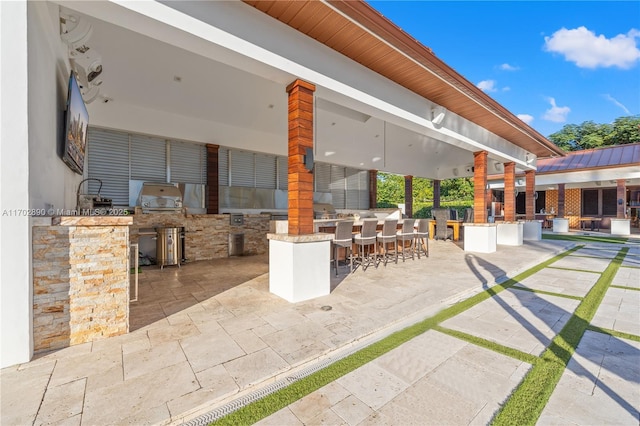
[173,76,182,82]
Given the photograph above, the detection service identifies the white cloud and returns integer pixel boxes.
[477,80,497,92]
[544,26,640,69]
[499,63,519,71]
[517,114,534,125]
[603,94,631,114]
[502,86,511,92]
[542,97,570,123]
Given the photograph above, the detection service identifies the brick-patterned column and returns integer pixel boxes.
[369,170,378,209]
[557,183,566,217]
[286,79,315,235]
[617,179,626,218]
[525,170,535,220]
[404,175,413,217]
[503,162,516,221]
[433,179,441,208]
[473,151,488,223]
[206,144,219,214]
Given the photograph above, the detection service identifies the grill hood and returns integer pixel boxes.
[139,183,183,213]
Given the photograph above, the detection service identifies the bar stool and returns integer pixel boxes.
[352,219,378,271]
[413,219,429,259]
[376,219,398,266]
[331,220,354,276]
[396,218,415,262]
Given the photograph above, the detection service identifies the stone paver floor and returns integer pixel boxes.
[2,236,639,425]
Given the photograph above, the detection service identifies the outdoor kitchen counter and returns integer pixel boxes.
[130,212,271,260]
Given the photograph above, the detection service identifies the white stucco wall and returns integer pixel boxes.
[28,1,81,211]
[1,0,33,368]
[0,1,79,368]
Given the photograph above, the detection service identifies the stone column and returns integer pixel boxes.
[557,183,566,218]
[503,162,516,222]
[286,79,315,235]
[525,170,536,220]
[206,144,219,214]
[369,170,377,209]
[433,179,441,208]
[473,151,488,223]
[32,216,133,353]
[617,179,626,218]
[404,175,413,217]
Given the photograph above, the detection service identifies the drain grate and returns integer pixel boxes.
[181,347,359,426]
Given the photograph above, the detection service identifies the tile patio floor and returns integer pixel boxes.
[1,233,639,425]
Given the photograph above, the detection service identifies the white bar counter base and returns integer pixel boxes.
[463,223,497,253]
[610,218,631,236]
[497,222,524,246]
[267,233,334,303]
[522,220,542,241]
[553,218,569,233]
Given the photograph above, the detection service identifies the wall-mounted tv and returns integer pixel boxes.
[62,71,89,175]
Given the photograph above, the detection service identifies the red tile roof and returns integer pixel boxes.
[536,143,640,174]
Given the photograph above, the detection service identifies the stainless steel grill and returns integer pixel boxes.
[313,203,337,219]
[139,183,183,213]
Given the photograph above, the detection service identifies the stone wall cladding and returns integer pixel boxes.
[130,212,269,261]
[33,223,130,353]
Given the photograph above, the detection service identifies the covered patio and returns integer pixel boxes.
[3,0,564,367]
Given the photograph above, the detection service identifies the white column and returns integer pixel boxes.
[1,0,33,367]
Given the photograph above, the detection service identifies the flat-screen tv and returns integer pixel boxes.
[62,71,89,175]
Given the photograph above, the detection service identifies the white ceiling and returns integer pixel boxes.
[63,1,521,180]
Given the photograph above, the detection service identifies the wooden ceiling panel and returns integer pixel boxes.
[242,0,564,158]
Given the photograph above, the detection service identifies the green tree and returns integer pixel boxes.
[413,177,433,203]
[441,178,474,200]
[376,172,404,206]
[548,115,640,151]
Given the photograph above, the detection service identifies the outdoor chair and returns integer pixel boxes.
[413,219,429,258]
[396,218,415,262]
[463,208,474,223]
[331,220,354,276]
[433,208,454,241]
[376,218,398,266]
[352,218,378,271]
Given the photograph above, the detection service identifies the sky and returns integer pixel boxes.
[367,1,640,138]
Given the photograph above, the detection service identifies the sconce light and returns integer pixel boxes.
[525,153,535,164]
[618,198,624,205]
[303,147,314,172]
[431,106,446,125]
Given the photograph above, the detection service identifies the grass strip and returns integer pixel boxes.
[211,246,582,426]
[586,324,640,343]
[434,325,540,365]
[610,285,640,291]
[542,233,629,244]
[491,247,628,426]
[510,286,583,301]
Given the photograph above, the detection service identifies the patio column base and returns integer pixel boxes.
[464,224,497,253]
[610,219,631,236]
[553,218,569,233]
[497,222,523,246]
[522,220,542,241]
[267,233,333,303]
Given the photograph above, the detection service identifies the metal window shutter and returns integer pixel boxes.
[230,150,254,187]
[170,140,206,184]
[131,134,166,182]
[330,165,346,208]
[219,147,229,186]
[255,153,276,189]
[314,162,331,192]
[345,168,361,209]
[359,170,370,209]
[86,128,130,206]
[277,156,288,190]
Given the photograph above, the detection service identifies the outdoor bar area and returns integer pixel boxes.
[5,0,625,369]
